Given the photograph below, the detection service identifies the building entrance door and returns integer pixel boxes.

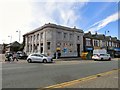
[77,44,80,57]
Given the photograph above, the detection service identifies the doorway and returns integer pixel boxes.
[77,44,80,57]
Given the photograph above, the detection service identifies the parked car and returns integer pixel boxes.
[5,51,13,61]
[27,53,53,63]
[92,54,111,61]
[114,52,120,58]
[17,51,28,59]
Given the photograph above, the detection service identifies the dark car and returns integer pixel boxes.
[114,52,120,58]
[17,51,28,59]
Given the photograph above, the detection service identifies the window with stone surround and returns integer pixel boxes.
[86,38,91,46]
[47,42,50,50]
[41,32,43,39]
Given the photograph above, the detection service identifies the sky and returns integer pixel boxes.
[0,0,120,44]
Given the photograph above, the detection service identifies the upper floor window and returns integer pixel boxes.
[37,34,39,40]
[64,33,67,39]
[57,32,62,39]
[27,37,29,42]
[41,32,43,39]
[31,36,32,41]
[70,34,73,39]
[94,40,99,46]
[34,35,35,40]
[77,36,80,40]
[86,38,91,46]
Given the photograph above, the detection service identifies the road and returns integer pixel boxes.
[1,59,118,89]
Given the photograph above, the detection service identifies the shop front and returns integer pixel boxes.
[84,46,93,53]
[107,47,114,57]
[114,48,120,58]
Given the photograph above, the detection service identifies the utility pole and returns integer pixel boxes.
[8,35,12,43]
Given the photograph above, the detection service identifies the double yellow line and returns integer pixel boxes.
[38,69,119,89]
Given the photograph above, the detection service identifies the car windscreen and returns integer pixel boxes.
[41,54,47,57]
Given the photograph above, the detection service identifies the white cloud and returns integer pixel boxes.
[86,12,120,33]
[0,1,88,44]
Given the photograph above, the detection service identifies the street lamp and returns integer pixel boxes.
[105,30,109,36]
[16,30,21,42]
[8,35,12,43]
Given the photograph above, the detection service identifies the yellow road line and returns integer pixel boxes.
[38,69,119,89]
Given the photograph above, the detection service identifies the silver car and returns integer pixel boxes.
[27,53,53,63]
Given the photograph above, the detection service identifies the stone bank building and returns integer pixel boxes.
[23,23,84,57]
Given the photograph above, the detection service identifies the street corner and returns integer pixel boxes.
[1,59,27,64]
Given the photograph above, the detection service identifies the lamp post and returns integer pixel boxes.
[8,35,12,43]
[105,30,109,36]
[105,30,110,51]
[16,30,21,42]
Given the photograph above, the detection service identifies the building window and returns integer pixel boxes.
[30,45,32,51]
[94,40,99,46]
[31,36,32,42]
[112,42,114,47]
[40,43,43,53]
[27,45,29,52]
[37,44,39,52]
[27,37,29,43]
[70,34,73,39]
[86,38,91,46]
[37,34,39,40]
[41,32,43,39]
[77,36,79,40]
[57,32,61,40]
[47,42,50,50]
[106,41,108,46]
[34,35,35,40]
[109,42,111,46]
[57,32,61,36]
[64,33,67,39]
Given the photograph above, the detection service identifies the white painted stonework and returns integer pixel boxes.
[23,23,84,57]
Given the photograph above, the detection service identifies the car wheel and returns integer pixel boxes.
[43,59,47,63]
[101,58,103,60]
[27,59,32,63]
[108,58,111,61]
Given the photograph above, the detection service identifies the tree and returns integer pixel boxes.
[2,43,8,54]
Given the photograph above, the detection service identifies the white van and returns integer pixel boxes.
[92,49,111,61]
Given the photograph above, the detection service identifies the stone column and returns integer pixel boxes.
[72,32,76,56]
[51,29,56,56]
[32,35,34,53]
[38,32,41,53]
[43,30,47,54]
[24,36,27,53]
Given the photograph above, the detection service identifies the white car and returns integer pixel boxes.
[27,53,53,63]
[92,54,111,61]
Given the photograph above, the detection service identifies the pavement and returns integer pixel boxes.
[65,70,119,88]
[45,69,119,88]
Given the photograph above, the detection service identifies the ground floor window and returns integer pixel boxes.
[47,42,50,50]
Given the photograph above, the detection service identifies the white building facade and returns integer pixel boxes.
[23,23,84,57]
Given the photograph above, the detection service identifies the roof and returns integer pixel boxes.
[84,31,92,38]
[6,41,20,47]
[23,23,84,36]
